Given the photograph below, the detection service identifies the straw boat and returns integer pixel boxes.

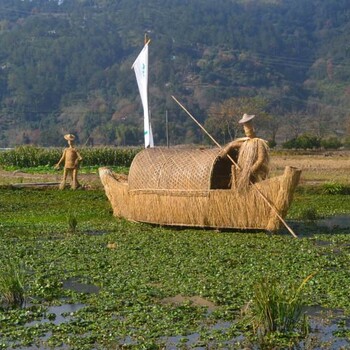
[99,147,301,231]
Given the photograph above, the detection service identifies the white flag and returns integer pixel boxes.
[132,42,154,148]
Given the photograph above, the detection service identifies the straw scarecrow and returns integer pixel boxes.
[219,114,269,190]
[55,134,83,190]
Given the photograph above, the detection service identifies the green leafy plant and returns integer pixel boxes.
[0,260,26,308]
[298,207,321,221]
[67,214,78,234]
[247,274,314,347]
[322,182,348,195]
[282,134,321,150]
[320,137,343,150]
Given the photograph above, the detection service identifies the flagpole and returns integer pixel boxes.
[171,95,298,239]
[144,35,153,147]
[132,36,154,148]
[166,109,169,148]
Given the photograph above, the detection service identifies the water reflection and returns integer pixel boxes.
[286,214,350,236]
[318,214,350,229]
[63,276,100,294]
[26,303,86,327]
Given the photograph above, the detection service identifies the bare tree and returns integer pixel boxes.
[205,96,269,144]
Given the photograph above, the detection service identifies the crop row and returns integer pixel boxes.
[0,146,141,168]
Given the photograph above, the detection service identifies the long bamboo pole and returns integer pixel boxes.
[171,95,298,238]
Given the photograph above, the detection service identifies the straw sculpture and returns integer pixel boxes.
[99,147,301,231]
[235,137,270,190]
[168,97,299,237]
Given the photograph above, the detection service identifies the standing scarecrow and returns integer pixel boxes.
[219,114,269,190]
[55,134,83,190]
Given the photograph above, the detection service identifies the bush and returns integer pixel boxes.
[320,137,343,150]
[343,136,350,149]
[322,182,349,195]
[282,134,320,150]
[268,139,277,148]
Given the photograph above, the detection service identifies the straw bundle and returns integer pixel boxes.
[236,138,270,190]
[99,164,301,231]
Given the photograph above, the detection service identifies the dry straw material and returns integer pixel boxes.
[99,147,301,231]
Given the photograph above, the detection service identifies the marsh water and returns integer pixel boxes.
[17,296,350,349]
[25,307,350,349]
[285,214,350,237]
[318,214,350,229]
[11,214,350,349]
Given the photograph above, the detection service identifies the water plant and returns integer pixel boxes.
[299,206,321,221]
[322,182,349,195]
[0,187,349,348]
[247,274,314,347]
[0,260,26,308]
[67,214,78,234]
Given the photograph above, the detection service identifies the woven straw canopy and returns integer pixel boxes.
[128,148,233,191]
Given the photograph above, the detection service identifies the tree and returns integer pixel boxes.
[205,96,269,144]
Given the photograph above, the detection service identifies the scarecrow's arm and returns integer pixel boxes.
[219,139,245,158]
[55,149,66,169]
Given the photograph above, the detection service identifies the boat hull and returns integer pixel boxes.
[99,166,301,231]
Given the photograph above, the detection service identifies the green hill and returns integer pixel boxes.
[0,0,349,147]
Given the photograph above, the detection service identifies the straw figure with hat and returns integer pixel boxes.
[55,134,83,190]
[219,113,269,190]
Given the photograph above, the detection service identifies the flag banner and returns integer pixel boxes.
[132,42,154,148]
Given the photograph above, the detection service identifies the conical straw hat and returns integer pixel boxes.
[64,134,75,141]
[239,113,255,124]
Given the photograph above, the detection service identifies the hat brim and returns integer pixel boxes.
[64,134,75,141]
[238,114,255,124]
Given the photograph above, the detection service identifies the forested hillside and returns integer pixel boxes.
[0,0,349,147]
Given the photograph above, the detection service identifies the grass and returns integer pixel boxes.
[0,183,349,347]
[67,214,78,234]
[0,260,26,308]
[247,274,314,348]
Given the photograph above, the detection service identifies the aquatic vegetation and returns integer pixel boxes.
[0,187,349,348]
[0,260,26,308]
[67,214,78,234]
[287,193,350,219]
[298,206,321,221]
[322,182,350,195]
[247,274,314,347]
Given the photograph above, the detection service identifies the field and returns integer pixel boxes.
[270,150,350,186]
[0,150,349,349]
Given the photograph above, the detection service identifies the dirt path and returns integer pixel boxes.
[0,169,103,189]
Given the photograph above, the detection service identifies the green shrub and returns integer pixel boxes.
[322,182,349,195]
[343,136,350,149]
[268,139,277,148]
[320,137,343,150]
[282,134,320,149]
